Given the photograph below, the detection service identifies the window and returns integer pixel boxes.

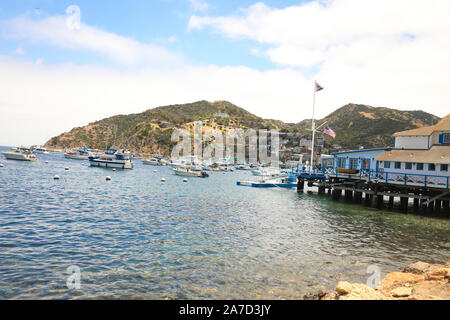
[440,133,450,144]
[337,158,346,169]
[395,162,401,169]
[349,159,358,170]
[405,162,412,170]
[417,163,424,170]
[441,164,448,172]
[428,163,436,171]
[384,161,391,169]
[362,159,370,170]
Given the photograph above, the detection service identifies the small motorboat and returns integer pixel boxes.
[64,147,92,160]
[173,167,209,178]
[89,149,133,169]
[32,146,49,154]
[237,175,297,188]
[2,147,37,161]
[142,157,161,166]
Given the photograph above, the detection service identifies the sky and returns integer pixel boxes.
[0,0,449,146]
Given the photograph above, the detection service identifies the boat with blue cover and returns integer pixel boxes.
[237,175,297,188]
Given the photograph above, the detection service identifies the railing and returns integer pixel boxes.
[295,165,450,189]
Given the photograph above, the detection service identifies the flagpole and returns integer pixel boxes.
[310,81,316,171]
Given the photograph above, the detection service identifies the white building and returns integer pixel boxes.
[375,115,450,185]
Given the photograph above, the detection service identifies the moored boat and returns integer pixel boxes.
[89,149,133,169]
[31,146,49,154]
[173,167,209,178]
[142,157,161,166]
[64,147,92,160]
[2,147,37,161]
[237,175,297,188]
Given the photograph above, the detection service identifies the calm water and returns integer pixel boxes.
[0,148,449,299]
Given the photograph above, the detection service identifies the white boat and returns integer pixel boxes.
[2,147,37,161]
[64,147,92,160]
[173,167,209,178]
[237,175,297,188]
[89,149,133,169]
[142,157,161,166]
[32,146,49,154]
[251,167,282,177]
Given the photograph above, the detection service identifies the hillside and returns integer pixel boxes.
[298,104,440,149]
[45,101,440,155]
[45,100,296,156]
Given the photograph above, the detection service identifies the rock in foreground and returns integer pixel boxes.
[320,259,450,300]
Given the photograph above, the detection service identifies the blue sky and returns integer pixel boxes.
[0,0,305,70]
[1,0,449,146]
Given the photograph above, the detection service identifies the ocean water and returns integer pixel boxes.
[0,148,449,300]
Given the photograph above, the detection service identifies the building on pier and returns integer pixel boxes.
[296,115,450,213]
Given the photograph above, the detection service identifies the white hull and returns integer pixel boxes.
[65,153,89,160]
[142,160,160,166]
[89,159,133,169]
[173,168,208,177]
[2,152,36,161]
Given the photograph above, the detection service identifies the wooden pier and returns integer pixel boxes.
[296,171,450,215]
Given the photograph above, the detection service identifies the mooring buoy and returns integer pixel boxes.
[183,178,188,182]
[54,175,60,180]
[106,176,112,181]
[65,167,69,171]
[161,178,166,182]
[112,168,116,172]
[153,170,157,173]
[0,163,3,168]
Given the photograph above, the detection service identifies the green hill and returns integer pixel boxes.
[305,104,440,149]
[44,101,440,155]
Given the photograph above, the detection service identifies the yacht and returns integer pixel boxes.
[64,147,92,160]
[2,147,37,161]
[89,149,133,169]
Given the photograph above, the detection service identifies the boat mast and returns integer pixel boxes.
[105,126,110,150]
[310,81,317,169]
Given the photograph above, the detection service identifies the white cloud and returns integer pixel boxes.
[0,56,309,146]
[14,47,26,55]
[3,14,184,66]
[187,0,450,118]
[189,0,212,12]
[1,2,450,147]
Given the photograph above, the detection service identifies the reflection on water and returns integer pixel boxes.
[0,148,449,299]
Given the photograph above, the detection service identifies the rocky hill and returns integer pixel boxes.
[299,104,440,149]
[45,101,440,155]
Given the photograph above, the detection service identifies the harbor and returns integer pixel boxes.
[0,147,449,299]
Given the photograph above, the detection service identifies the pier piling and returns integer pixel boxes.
[345,190,353,202]
[388,196,394,210]
[354,191,363,203]
[400,197,408,213]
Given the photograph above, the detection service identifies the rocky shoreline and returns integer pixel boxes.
[309,260,450,300]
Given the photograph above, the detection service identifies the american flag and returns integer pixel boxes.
[324,125,336,138]
[315,81,324,92]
